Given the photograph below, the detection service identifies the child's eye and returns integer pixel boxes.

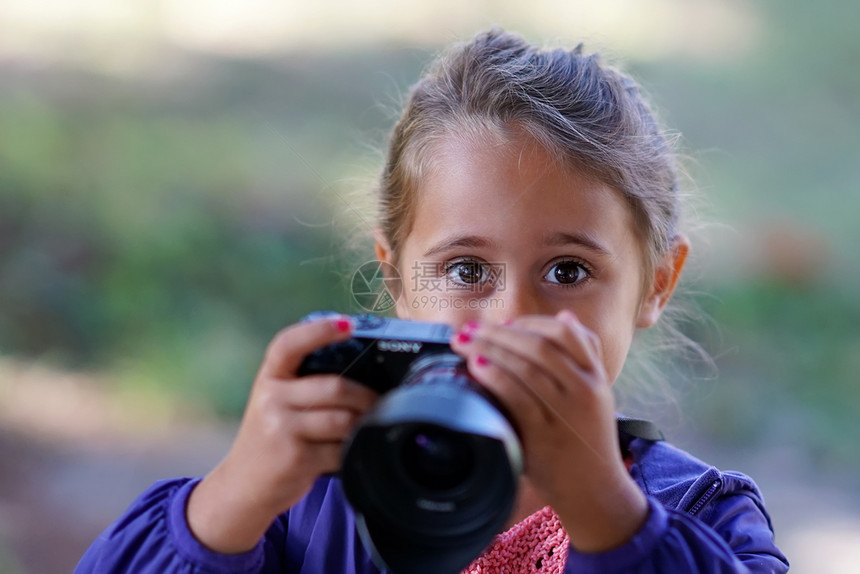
[544,259,590,287]
[444,258,488,287]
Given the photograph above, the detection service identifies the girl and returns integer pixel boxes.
[76,29,788,573]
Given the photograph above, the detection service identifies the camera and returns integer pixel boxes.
[298,312,523,574]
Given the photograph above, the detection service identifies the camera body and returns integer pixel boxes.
[298,312,522,574]
[298,311,455,394]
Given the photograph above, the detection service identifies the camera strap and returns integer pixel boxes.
[616,415,664,441]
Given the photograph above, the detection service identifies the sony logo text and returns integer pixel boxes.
[377,340,424,353]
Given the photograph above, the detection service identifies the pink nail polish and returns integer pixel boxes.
[456,332,471,344]
[502,319,513,326]
[463,321,479,332]
[476,355,490,367]
[335,319,352,332]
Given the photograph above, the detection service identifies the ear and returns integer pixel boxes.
[636,235,690,328]
[373,230,410,319]
[373,228,393,266]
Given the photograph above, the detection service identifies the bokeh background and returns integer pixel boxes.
[1,1,858,572]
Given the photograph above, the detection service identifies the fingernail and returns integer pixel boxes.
[463,321,479,332]
[476,355,490,367]
[502,319,513,326]
[335,319,352,332]
[455,332,472,344]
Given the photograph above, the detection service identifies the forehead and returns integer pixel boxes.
[409,132,639,254]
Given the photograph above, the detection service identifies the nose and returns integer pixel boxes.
[479,279,545,323]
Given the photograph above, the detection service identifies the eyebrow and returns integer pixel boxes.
[423,235,498,258]
[422,231,611,258]
[543,231,611,256]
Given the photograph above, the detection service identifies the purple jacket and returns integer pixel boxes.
[75,439,789,573]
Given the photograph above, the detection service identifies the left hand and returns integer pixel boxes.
[449,310,648,551]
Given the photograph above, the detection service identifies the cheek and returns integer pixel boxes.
[392,259,471,326]
[600,327,635,384]
[604,272,649,382]
[394,291,477,328]
[583,294,641,384]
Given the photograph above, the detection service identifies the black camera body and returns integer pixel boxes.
[298,311,455,394]
[298,312,523,574]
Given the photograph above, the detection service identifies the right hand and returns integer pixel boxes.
[187,316,379,553]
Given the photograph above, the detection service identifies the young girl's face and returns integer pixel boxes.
[377,131,673,385]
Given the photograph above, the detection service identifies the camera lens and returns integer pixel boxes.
[401,426,474,491]
[340,351,522,574]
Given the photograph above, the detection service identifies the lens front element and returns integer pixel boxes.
[401,427,475,491]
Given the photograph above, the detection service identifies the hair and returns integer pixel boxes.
[376,28,682,286]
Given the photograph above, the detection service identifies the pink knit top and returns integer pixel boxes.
[461,506,569,574]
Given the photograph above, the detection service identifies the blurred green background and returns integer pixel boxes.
[1,0,859,572]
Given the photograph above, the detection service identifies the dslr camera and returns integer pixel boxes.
[298,312,523,574]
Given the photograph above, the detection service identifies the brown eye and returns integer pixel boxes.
[455,261,483,284]
[444,258,487,287]
[545,260,589,286]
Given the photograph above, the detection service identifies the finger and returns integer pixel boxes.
[473,318,612,416]
[455,323,586,395]
[463,347,555,429]
[503,312,600,373]
[555,309,603,361]
[292,409,361,442]
[281,375,379,412]
[466,349,611,466]
[457,332,565,406]
[261,316,353,379]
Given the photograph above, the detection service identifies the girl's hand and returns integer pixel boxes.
[187,316,379,554]
[449,310,648,552]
